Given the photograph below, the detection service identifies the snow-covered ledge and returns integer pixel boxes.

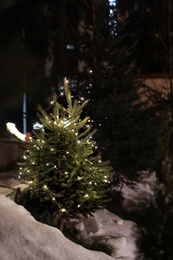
[0,194,114,260]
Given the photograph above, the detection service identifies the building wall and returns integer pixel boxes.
[137,75,171,104]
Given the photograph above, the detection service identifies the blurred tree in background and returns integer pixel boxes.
[135,104,173,259]
[117,0,173,75]
[72,0,163,183]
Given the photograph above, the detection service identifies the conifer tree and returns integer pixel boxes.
[82,1,170,184]
[74,1,160,183]
[16,79,113,231]
[72,2,131,182]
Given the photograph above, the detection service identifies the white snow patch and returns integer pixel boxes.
[0,171,147,260]
[74,209,137,260]
[0,194,115,260]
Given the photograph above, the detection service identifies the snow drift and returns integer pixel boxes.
[0,194,114,260]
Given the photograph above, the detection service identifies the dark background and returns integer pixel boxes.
[0,0,170,136]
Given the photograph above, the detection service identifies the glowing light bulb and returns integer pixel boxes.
[64,77,69,84]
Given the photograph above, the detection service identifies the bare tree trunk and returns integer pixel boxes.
[168,0,173,96]
[58,217,65,232]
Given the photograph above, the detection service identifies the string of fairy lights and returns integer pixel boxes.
[17,78,111,214]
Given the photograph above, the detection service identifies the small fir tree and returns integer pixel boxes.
[16,79,113,231]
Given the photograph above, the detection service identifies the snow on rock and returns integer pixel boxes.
[122,172,157,202]
[0,194,114,260]
[74,209,137,260]
[93,209,137,259]
[121,172,157,212]
[0,174,139,260]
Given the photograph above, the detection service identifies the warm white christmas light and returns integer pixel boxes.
[64,77,69,84]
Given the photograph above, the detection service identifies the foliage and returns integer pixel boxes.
[92,87,164,182]
[16,80,114,231]
[135,103,173,259]
[75,1,137,101]
[63,223,115,256]
[117,0,173,74]
[135,186,173,260]
[80,238,115,256]
[74,1,170,184]
[73,1,156,183]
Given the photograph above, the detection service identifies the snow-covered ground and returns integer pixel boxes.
[78,209,137,259]
[121,172,157,213]
[0,171,156,260]
[0,194,115,260]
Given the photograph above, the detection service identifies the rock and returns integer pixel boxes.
[109,236,127,249]
[84,217,99,234]
[75,221,85,231]
[117,220,123,225]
